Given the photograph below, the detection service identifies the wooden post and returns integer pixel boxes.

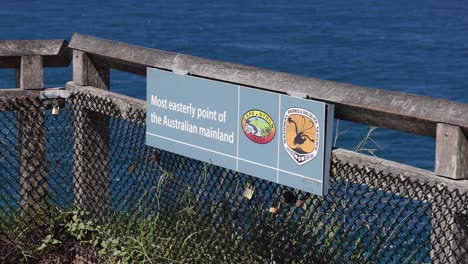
[0,39,70,224]
[432,124,467,263]
[72,50,110,219]
[435,123,468,180]
[17,55,47,218]
[20,56,43,88]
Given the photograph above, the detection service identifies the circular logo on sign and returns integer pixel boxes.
[283,108,319,165]
[241,110,276,144]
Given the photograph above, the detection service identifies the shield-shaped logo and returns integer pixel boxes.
[282,108,320,165]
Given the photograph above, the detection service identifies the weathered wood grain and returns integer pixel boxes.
[0,88,41,98]
[20,56,43,89]
[66,82,145,120]
[435,123,468,180]
[72,51,87,86]
[73,50,109,89]
[69,33,468,138]
[332,148,468,195]
[72,53,110,219]
[0,39,67,56]
[0,89,62,111]
[16,57,47,220]
[89,54,146,76]
[0,40,71,68]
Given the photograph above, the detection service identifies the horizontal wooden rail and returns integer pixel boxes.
[0,40,71,68]
[66,82,144,121]
[69,33,468,138]
[0,39,67,56]
[0,88,62,112]
[333,148,468,195]
[0,88,42,99]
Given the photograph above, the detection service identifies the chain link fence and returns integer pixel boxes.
[0,91,467,263]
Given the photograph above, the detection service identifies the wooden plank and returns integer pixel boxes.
[73,50,109,89]
[89,54,146,76]
[17,55,47,221]
[66,82,145,122]
[332,148,468,196]
[69,33,468,138]
[72,51,87,85]
[0,40,71,68]
[435,123,468,179]
[17,108,47,216]
[72,53,110,220]
[0,40,67,56]
[20,56,43,89]
[0,88,41,98]
[0,89,62,111]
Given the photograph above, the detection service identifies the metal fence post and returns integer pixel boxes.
[72,50,110,219]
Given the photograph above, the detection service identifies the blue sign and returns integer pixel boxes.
[146,68,334,196]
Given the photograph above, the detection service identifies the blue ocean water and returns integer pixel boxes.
[0,0,467,170]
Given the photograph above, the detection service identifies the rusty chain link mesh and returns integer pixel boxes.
[0,92,467,263]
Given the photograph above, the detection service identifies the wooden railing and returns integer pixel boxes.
[67,33,468,181]
[0,39,71,215]
[65,34,468,263]
[0,34,466,262]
